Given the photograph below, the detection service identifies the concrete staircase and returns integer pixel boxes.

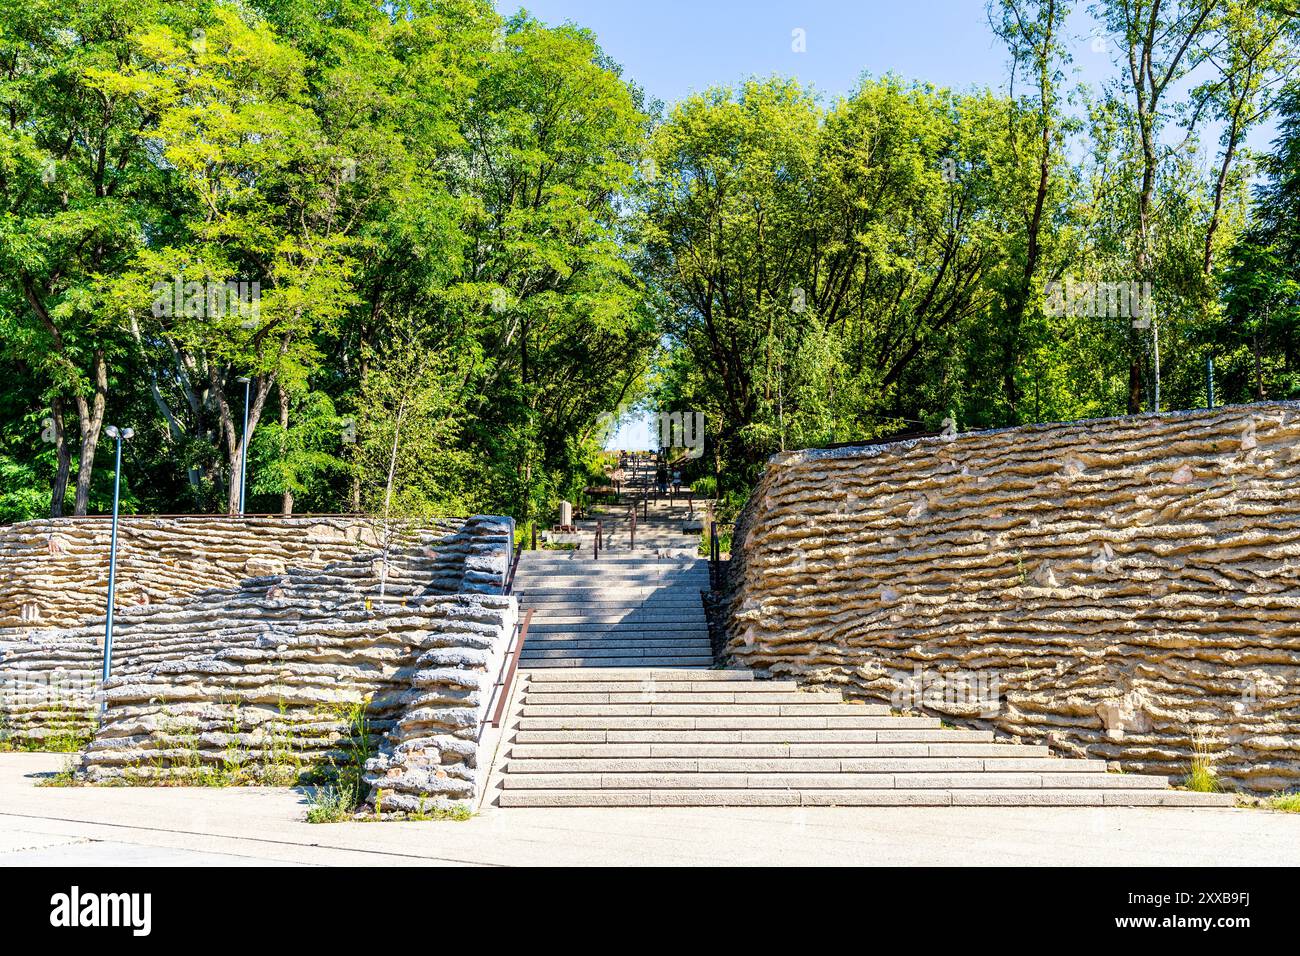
[513,553,711,668]
[492,459,1234,808]
[494,669,1236,807]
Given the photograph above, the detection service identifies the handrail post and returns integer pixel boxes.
[709,520,718,591]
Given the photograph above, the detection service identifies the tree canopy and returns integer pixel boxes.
[2,0,1298,523]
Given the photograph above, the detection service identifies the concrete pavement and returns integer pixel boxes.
[2,753,1298,866]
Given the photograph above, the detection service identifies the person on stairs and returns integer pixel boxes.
[656,458,668,496]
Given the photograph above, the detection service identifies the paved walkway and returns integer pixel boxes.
[3,754,1298,866]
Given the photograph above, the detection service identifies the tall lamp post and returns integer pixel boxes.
[101,425,133,713]
[237,376,250,515]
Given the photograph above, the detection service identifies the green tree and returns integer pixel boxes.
[640,77,1010,488]
[987,0,1074,422]
[0,0,165,514]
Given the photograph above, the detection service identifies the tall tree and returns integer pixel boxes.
[641,77,1009,486]
[0,0,163,514]
[1195,0,1298,274]
[1093,0,1219,411]
[1217,83,1300,402]
[988,0,1073,422]
[109,5,378,513]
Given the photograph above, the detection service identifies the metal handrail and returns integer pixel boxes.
[487,608,534,730]
[504,539,523,594]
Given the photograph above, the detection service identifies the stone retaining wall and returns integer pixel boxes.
[0,514,493,638]
[0,514,517,810]
[724,403,1300,793]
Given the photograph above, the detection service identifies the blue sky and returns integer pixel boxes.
[499,1,1276,448]
[505,1,1135,107]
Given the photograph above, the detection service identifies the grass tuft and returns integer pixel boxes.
[1181,731,1221,793]
[1267,792,1300,813]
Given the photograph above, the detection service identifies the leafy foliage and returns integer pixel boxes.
[1,1,1298,521]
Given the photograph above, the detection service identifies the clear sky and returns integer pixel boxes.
[498,1,1276,449]
[504,1,1132,107]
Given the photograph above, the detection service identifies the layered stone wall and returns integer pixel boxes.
[724,403,1300,793]
[78,563,514,811]
[0,514,517,809]
[0,514,495,638]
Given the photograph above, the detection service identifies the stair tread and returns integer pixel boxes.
[503,757,1106,773]
[497,789,1236,807]
[507,743,1054,758]
[500,771,1178,790]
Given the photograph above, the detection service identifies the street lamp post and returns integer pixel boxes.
[237,376,250,515]
[101,425,133,714]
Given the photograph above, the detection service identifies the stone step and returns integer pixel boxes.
[516,657,716,668]
[511,728,997,743]
[525,624,710,635]
[518,703,892,717]
[518,555,705,565]
[514,579,710,590]
[521,680,798,694]
[525,668,751,682]
[498,771,1176,791]
[507,742,1054,759]
[520,587,704,601]
[527,622,709,635]
[523,692,844,705]
[520,646,712,660]
[522,633,711,646]
[514,568,709,579]
[497,789,1237,808]
[525,621,712,629]
[527,602,708,613]
[520,651,714,663]
[503,757,1106,774]
[527,606,708,618]
[520,595,707,608]
[523,641,712,652]
[516,715,921,730]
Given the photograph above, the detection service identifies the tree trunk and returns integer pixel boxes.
[72,349,108,516]
[997,0,1058,424]
[350,325,369,512]
[278,384,293,517]
[1127,355,1144,416]
[49,396,70,517]
[1254,332,1265,400]
[211,367,274,515]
